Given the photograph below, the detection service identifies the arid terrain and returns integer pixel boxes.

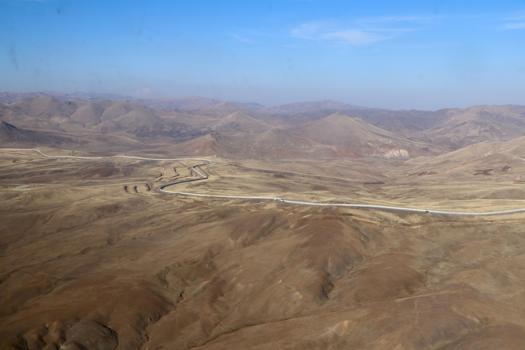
[1,93,525,349]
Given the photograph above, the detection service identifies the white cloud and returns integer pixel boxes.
[504,22,525,30]
[230,33,255,44]
[357,15,438,24]
[506,11,525,20]
[324,30,385,45]
[291,21,390,45]
[290,17,424,46]
[501,10,525,30]
[290,22,326,40]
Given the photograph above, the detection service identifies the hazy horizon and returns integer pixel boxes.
[1,0,525,109]
[5,89,525,112]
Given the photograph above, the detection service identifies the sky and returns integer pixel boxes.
[1,0,525,109]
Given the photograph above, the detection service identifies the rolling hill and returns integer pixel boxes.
[1,93,525,160]
[0,96,206,142]
[423,106,525,148]
[0,121,73,146]
[296,113,431,158]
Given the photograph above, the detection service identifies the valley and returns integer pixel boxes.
[3,1,525,348]
[1,94,525,350]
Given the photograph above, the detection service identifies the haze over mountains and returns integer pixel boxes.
[2,92,525,350]
[1,92,525,160]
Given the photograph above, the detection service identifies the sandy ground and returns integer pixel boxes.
[1,149,525,349]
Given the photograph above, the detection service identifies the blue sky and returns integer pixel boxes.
[1,0,525,109]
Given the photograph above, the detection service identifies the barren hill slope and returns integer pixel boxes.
[212,112,272,134]
[424,105,525,148]
[0,121,73,146]
[0,97,206,142]
[1,152,525,349]
[405,136,525,182]
[297,113,430,158]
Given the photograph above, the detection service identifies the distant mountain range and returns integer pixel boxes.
[1,92,524,159]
